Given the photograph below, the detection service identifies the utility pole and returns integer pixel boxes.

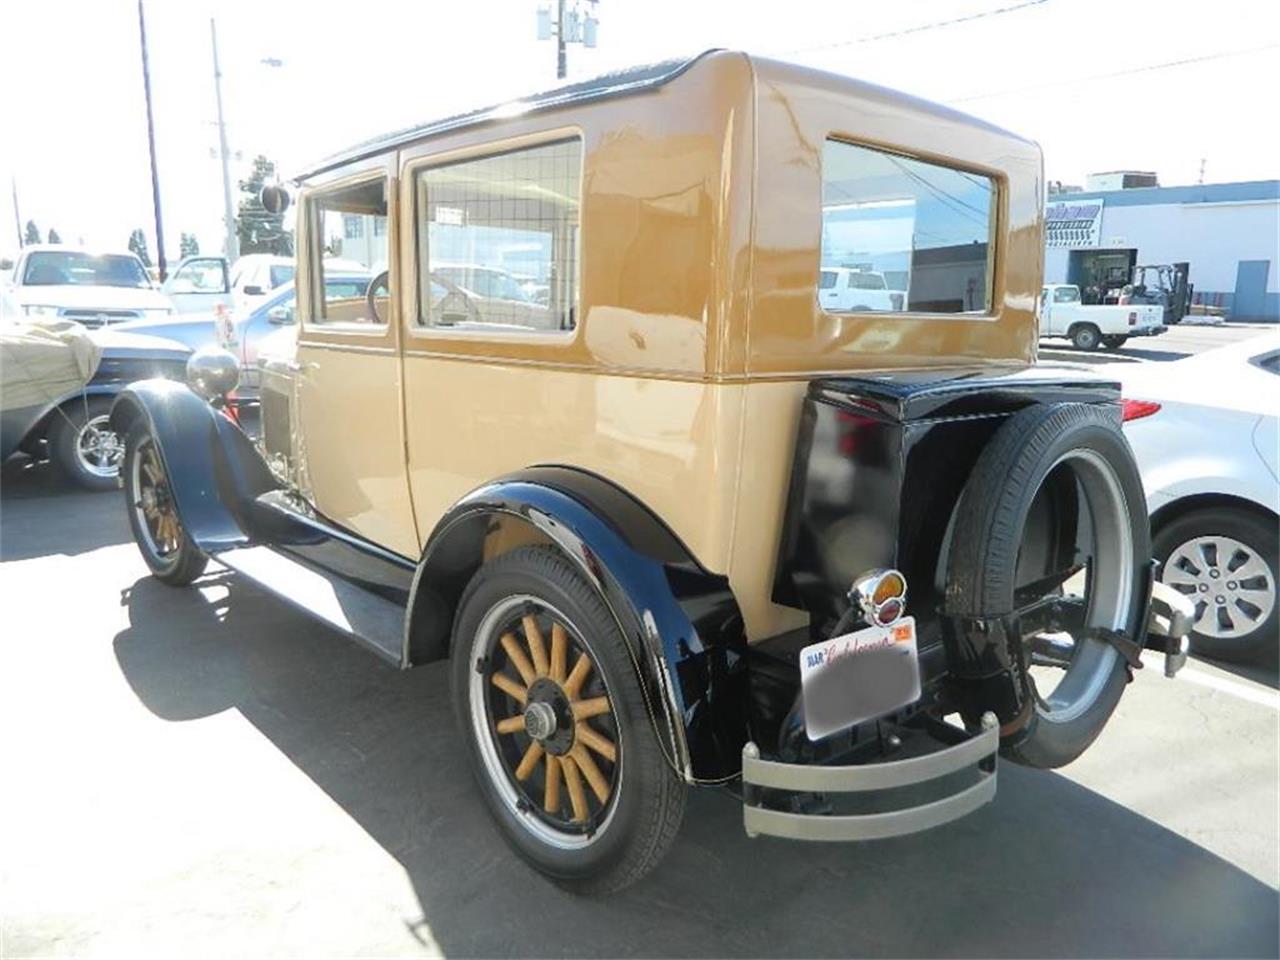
[211,18,239,263]
[537,1,598,81]
[11,177,22,250]
[137,0,168,279]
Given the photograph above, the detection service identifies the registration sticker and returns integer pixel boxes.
[798,616,921,741]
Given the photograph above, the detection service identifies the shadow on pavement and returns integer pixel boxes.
[112,574,1280,958]
[1193,653,1280,691]
[0,457,130,561]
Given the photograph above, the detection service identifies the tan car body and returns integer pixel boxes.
[268,50,1044,646]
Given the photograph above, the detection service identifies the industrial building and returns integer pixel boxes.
[1043,178,1279,321]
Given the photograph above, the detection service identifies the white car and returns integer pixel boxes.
[818,267,905,312]
[1119,332,1280,663]
[1039,283,1165,351]
[161,255,234,314]
[229,254,367,311]
[1,246,175,326]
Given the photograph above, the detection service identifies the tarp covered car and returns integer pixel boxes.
[1,320,190,489]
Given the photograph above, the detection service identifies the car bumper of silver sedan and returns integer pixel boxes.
[741,712,999,841]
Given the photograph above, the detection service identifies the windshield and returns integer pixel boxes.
[269,265,296,288]
[22,251,151,288]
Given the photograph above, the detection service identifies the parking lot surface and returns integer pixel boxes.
[2,326,1278,959]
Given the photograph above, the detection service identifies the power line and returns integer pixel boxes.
[951,42,1279,103]
[779,0,1049,56]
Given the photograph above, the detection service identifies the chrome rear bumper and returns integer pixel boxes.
[742,713,998,841]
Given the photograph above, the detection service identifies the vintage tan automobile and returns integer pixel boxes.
[111,50,1192,893]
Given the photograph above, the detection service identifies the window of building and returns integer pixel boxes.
[821,139,995,314]
[415,138,581,333]
[310,178,389,324]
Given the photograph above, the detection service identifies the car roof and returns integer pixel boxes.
[296,52,714,181]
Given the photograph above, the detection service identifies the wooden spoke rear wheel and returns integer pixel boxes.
[452,546,685,894]
[476,599,622,840]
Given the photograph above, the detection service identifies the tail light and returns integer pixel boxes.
[1128,311,1138,326]
[890,292,904,311]
[1122,398,1161,422]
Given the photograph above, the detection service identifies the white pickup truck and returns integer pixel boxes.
[819,268,905,312]
[1039,283,1165,351]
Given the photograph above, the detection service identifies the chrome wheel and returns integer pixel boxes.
[469,595,621,850]
[131,436,182,561]
[75,415,124,478]
[1161,535,1276,640]
[1022,448,1134,725]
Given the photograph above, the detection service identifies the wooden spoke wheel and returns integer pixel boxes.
[134,438,184,559]
[473,596,622,843]
[123,424,208,586]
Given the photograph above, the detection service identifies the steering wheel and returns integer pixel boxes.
[366,270,390,323]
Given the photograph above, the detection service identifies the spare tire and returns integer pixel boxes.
[945,402,1150,769]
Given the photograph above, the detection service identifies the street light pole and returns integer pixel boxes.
[210,18,239,263]
[11,177,22,250]
[136,0,168,280]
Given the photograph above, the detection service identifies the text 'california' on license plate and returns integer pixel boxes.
[799,616,922,741]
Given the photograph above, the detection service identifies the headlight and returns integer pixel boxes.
[22,304,60,317]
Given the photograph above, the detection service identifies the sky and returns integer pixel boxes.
[2,0,1277,263]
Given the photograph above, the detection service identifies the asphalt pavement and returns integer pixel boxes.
[2,324,1277,959]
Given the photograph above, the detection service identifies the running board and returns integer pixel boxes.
[216,545,405,666]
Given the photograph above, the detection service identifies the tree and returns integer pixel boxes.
[128,228,152,267]
[47,227,62,244]
[235,155,293,256]
[24,220,40,245]
[179,232,200,258]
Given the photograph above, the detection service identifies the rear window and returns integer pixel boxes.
[821,139,995,314]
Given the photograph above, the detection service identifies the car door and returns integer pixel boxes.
[163,257,231,314]
[291,158,418,558]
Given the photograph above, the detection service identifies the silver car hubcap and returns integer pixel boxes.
[76,415,124,477]
[1162,535,1276,639]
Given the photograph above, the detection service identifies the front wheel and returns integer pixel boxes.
[451,546,685,894]
[123,423,209,585]
[1071,324,1102,351]
[49,397,124,491]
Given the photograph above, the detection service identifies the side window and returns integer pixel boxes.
[821,139,995,314]
[310,178,389,324]
[415,137,581,333]
[1054,287,1079,303]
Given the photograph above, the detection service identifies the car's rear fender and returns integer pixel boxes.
[109,379,276,553]
[407,465,749,783]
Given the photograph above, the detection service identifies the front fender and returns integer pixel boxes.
[411,466,748,783]
[110,379,276,553]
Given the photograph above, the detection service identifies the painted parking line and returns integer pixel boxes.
[1141,651,1280,710]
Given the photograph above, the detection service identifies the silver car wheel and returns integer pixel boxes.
[1161,534,1277,640]
[75,414,125,478]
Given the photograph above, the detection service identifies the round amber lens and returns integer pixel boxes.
[876,598,904,625]
[872,572,906,605]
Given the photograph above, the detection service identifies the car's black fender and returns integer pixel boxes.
[109,379,276,553]
[407,466,749,783]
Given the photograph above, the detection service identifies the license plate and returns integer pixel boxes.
[799,616,921,741]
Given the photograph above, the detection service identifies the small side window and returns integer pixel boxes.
[309,177,389,325]
[821,139,995,314]
[415,138,581,333]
